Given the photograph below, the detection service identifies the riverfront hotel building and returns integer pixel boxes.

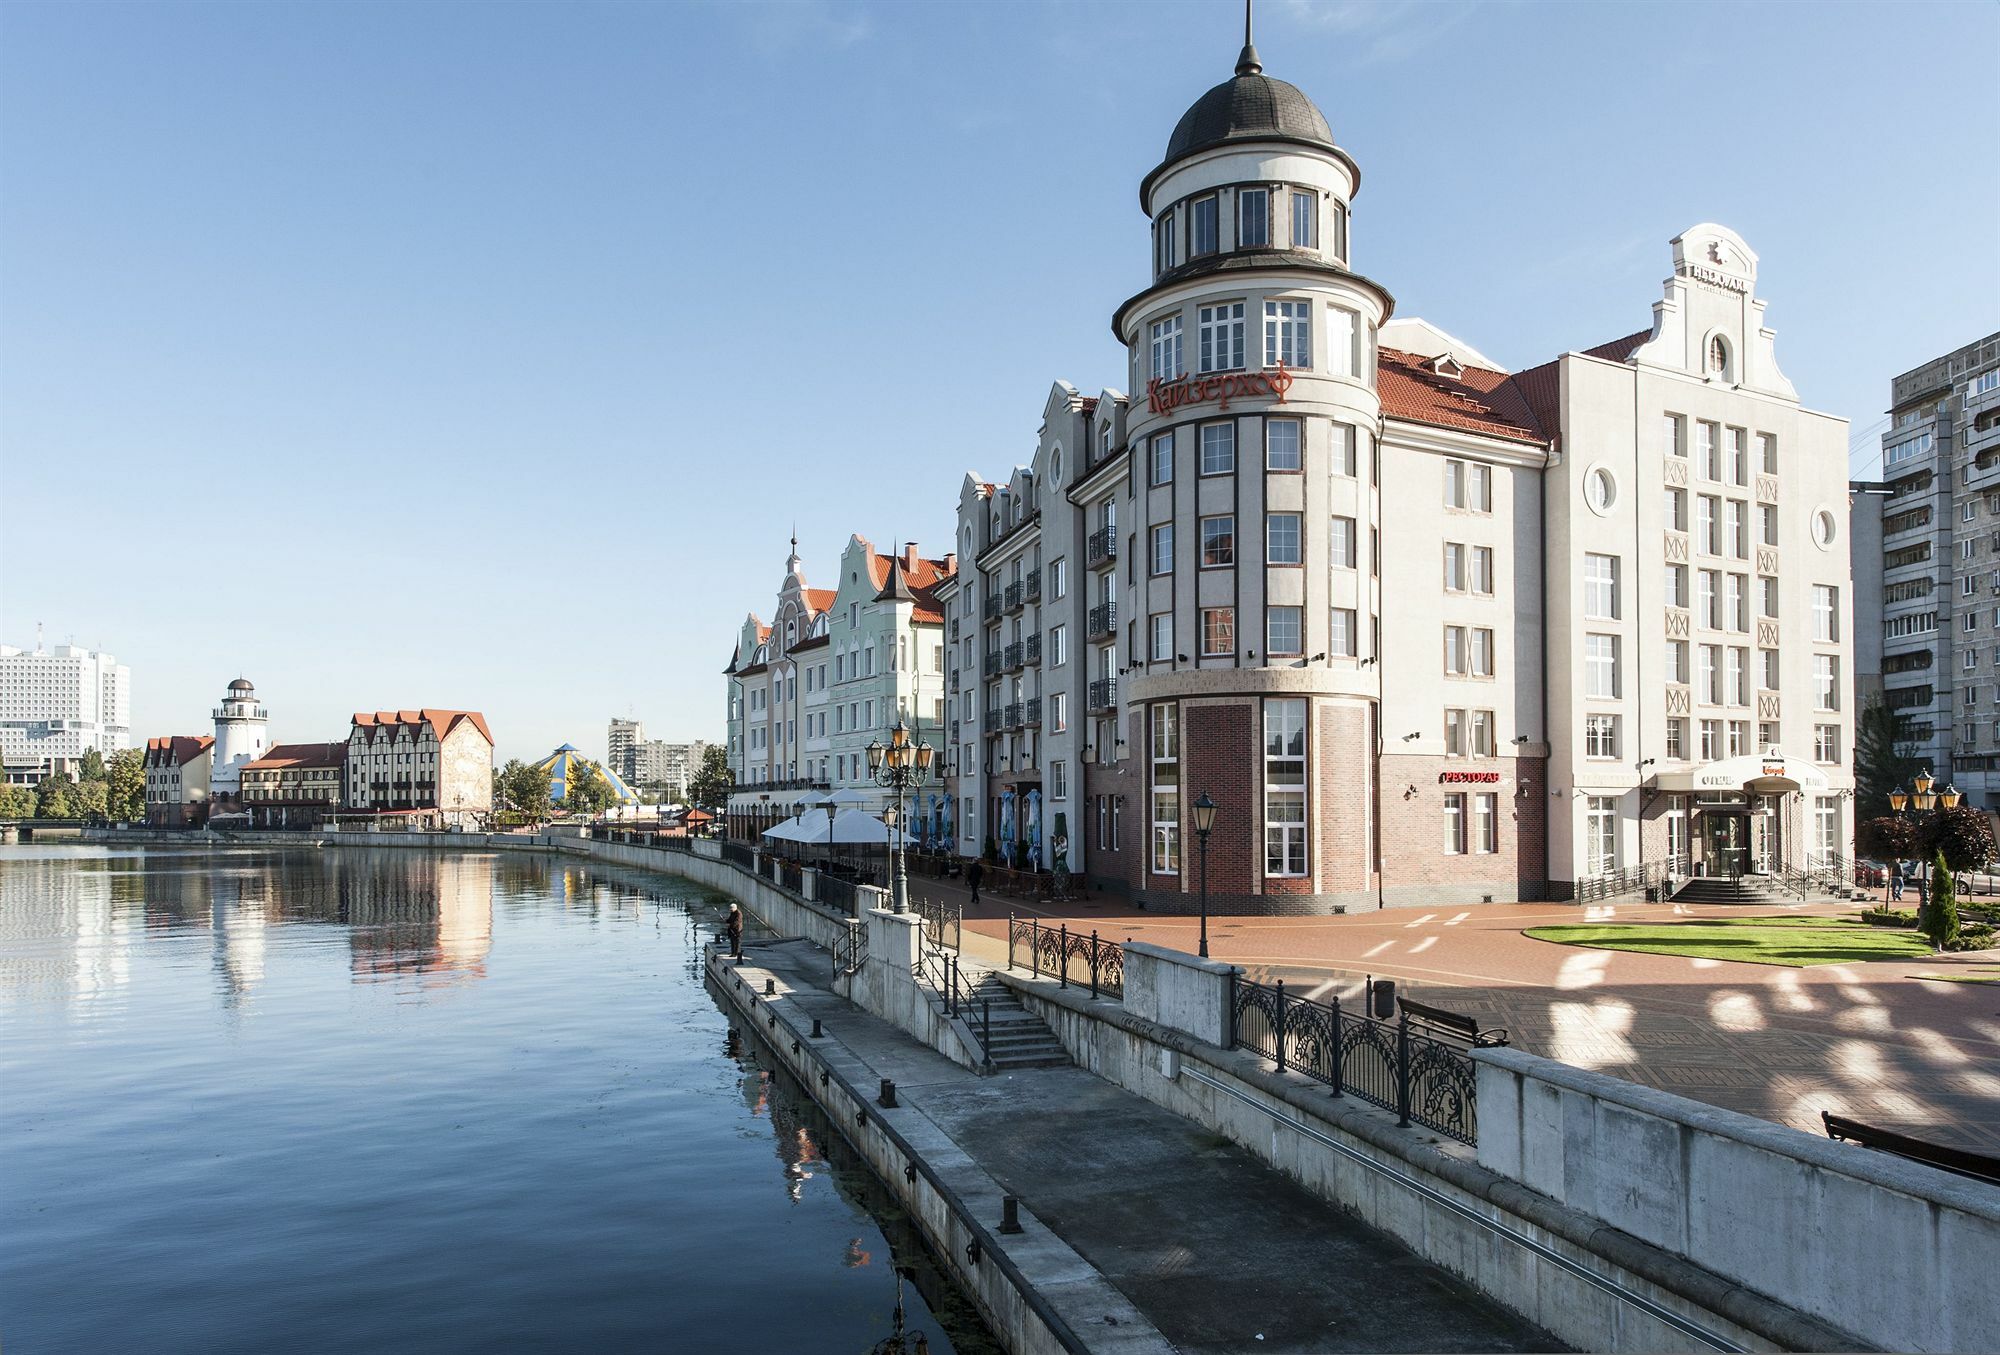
[942,36,1854,909]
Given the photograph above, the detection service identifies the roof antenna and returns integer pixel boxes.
[1236,0,1261,76]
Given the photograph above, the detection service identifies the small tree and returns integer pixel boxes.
[505,761,552,821]
[75,781,109,820]
[1923,848,1960,950]
[1928,805,1996,874]
[1856,814,1925,866]
[78,748,107,784]
[36,769,78,819]
[105,750,145,821]
[1854,700,1925,823]
[685,746,734,816]
[0,785,33,818]
[564,758,616,816]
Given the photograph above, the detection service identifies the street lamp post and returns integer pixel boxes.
[1193,792,1218,959]
[1889,768,1961,915]
[868,719,934,915]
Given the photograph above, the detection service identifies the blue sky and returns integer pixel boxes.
[3,0,1995,764]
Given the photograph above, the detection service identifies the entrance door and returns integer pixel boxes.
[1700,813,1748,877]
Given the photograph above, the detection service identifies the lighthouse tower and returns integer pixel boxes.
[209,677,269,807]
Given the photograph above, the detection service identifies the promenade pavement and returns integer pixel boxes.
[891,871,2000,1153]
[723,938,1554,1355]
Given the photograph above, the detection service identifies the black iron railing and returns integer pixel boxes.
[983,651,1003,678]
[1008,916,1124,999]
[913,948,990,1070]
[816,872,860,916]
[1003,642,1023,671]
[657,834,692,854]
[916,897,962,953]
[1574,859,1666,903]
[1024,573,1042,603]
[1087,601,1117,639]
[1087,677,1117,711]
[832,921,867,977]
[983,593,1003,620]
[779,859,804,895]
[1004,581,1024,612]
[1228,978,1502,1145]
[720,840,755,871]
[1086,526,1117,567]
[1024,633,1041,664]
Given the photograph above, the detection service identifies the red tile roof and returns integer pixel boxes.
[243,742,348,771]
[1376,347,1546,445]
[1503,329,1652,451]
[803,588,837,614]
[351,709,494,745]
[145,734,213,764]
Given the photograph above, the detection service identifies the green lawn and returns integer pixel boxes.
[1523,916,1934,967]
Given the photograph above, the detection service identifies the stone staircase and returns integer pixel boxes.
[1672,875,1784,905]
[962,970,1070,1071]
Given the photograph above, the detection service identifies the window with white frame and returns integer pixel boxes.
[1444,542,1467,592]
[1264,698,1307,875]
[1201,607,1235,656]
[1149,613,1173,661]
[1584,553,1620,619]
[1700,718,1721,760]
[1265,298,1310,368]
[1813,585,1839,641]
[1197,301,1246,372]
[1470,709,1494,756]
[1200,515,1235,566]
[1585,634,1621,698]
[1725,427,1746,484]
[1667,638,1689,684]
[1050,759,1068,800]
[1444,626,1467,674]
[1326,306,1356,377]
[1471,546,1493,595]
[1290,190,1317,249]
[1585,713,1619,759]
[1266,417,1301,471]
[1814,797,1839,860]
[1189,195,1218,256]
[1470,627,1494,676]
[1663,413,1686,458]
[1728,573,1748,631]
[1727,647,1748,706]
[1238,187,1270,248]
[1761,575,1779,618]
[1149,315,1184,380]
[1330,607,1357,657]
[1725,500,1747,557]
[1666,717,1687,760]
[1666,487,1687,531]
[1814,655,1840,710]
[1445,708,1466,756]
[1585,797,1617,872]
[1699,644,1720,704]
[1330,515,1356,568]
[1199,422,1236,474]
[1762,647,1780,690]
[1445,459,1492,511]
[1150,430,1174,486]
[1697,495,1718,554]
[1666,564,1688,609]
[1150,524,1174,575]
[1049,625,1066,666]
[1154,211,1175,276]
[1814,724,1839,763]
[1728,720,1749,756]
[1759,503,1777,546]
[1759,721,1778,752]
[1266,606,1303,655]
[1332,423,1357,476]
[1150,705,1179,873]
[1267,513,1302,565]
[1697,421,1720,479]
[1047,690,1067,734]
[1444,793,1468,854]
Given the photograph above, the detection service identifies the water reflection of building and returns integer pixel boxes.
[0,853,132,1005]
[342,851,494,986]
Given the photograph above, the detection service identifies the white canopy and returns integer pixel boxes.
[760,816,812,842]
[1650,752,1833,794]
[759,808,891,846]
[825,787,872,808]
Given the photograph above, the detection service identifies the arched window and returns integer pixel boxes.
[1707,334,1733,381]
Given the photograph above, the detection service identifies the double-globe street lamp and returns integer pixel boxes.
[867,719,934,915]
[1888,767,1961,909]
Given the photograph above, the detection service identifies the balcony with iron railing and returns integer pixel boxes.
[1023,633,1041,665]
[1003,702,1025,730]
[1086,526,1117,569]
[1088,677,1118,711]
[1024,574,1042,604]
[983,651,1003,679]
[1023,698,1042,728]
[983,593,1003,620]
[1004,581,1025,613]
[1002,642,1024,672]
[984,707,1003,731]
[1087,601,1117,640]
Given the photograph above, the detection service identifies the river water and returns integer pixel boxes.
[0,846,997,1354]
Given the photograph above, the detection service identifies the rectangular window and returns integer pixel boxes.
[1444,542,1466,592]
[1150,430,1174,486]
[1663,413,1686,459]
[1332,422,1357,476]
[1727,647,1748,706]
[1586,797,1617,873]
[1197,301,1246,372]
[1444,626,1466,675]
[1759,503,1777,546]
[1444,459,1492,511]
[1050,625,1066,666]
[1470,709,1494,756]
[1815,655,1840,711]
[1444,793,1467,854]
[1667,639,1689,684]
[1699,644,1720,704]
[1329,515,1356,568]
[1329,608,1357,657]
[1759,720,1778,753]
[1585,634,1621,698]
[1813,585,1839,641]
[1154,211,1175,275]
[1199,421,1236,474]
[1189,195,1218,256]
[1200,515,1235,567]
[1150,524,1174,575]
[1267,513,1303,565]
[1762,647,1780,690]
[1699,720,1721,761]
[1761,575,1779,619]
[1666,564,1688,609]
[1725,500,1746,557]
[1326,307,1356,377]
[1697,495,1718,554]
[1149,314,1184,380]
[1697,569,1718,628]
[1264,298,1310,368]
[1151,705,1180,874]
[1814,724,1840,763]
[1728,720,1749,756]
[1725,427,1746,484]
[1470,627,1494,677]
[1266,606,1303,655]
[1697,421,1720,480]
[1049,691,1067,734]
[1728,573,1748,632]
[1237,187,1270,248]
[1759,432,1778,475]
[1585,713,1620,758]
[1665,487,1687,531]
[1050,759,1068,800]
[1201,607,1235,656]
[1475,792,1498,854]
[1444,708,1466,756]
[1266,417,1302,471]
[1149,613,1173,661]
[1584,553,1620,620]
[1471,546,1493,595]
[1264,698,1307,876]
[1290,190,1317,249]
[1666,717,1687,760]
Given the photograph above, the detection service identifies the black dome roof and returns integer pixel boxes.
[1162,53,1335,167]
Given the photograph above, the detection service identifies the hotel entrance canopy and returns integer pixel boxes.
[1648,753,1832,795]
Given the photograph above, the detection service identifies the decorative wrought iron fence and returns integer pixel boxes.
[720,840,755,871]
[915,898,961,953]
[1228,978,1502,1145]
[1007,916,1123,999]
[1574,859,1666,903]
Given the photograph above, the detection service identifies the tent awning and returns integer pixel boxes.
[1650,753,1833,794]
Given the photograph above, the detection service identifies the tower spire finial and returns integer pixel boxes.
[1236,0,1261,76]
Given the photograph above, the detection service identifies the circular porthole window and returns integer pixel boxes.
[1584,464,1619,516]
[1811,507,1838,551]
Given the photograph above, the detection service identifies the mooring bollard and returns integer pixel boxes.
[999,1196,1023,1234]
[764,978,775,995]
[879,1078,897,1108]
[811,1018,824,1038]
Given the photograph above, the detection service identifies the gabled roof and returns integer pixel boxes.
[1504,329,1653,452]
[351,709,494,745]
[1377,346,1546,445]
[145,734,214,764]
[802,588,837,614]
[243,742,347,771]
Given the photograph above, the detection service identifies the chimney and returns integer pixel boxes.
[943,552,958,575]
[903,542,920,572]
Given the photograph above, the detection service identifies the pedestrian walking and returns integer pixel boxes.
[1890,865,1905,903]
[966,859,983,906]
[726,902,744,958]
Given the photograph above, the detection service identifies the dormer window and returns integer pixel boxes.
[1237,188,1270,248]
[1431,353,1464,380]
[1190,194,1219,257]
[1290,191,1318,250]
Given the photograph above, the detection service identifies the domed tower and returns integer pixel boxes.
[210,677,270,804]
[1112,16,1392,913]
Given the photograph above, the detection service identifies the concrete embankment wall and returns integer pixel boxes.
[1005,947,1890,1355]
[705,946,1094,1355]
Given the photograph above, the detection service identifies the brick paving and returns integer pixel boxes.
[898,871,2000,1153]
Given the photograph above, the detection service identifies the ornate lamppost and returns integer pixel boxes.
[1193,791,1218,959]
[1889,767,1961,909]
[867,719,934,914]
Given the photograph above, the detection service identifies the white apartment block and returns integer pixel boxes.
[932,35,1853,910]
[0,642,132,782]
[723,537,953,835]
